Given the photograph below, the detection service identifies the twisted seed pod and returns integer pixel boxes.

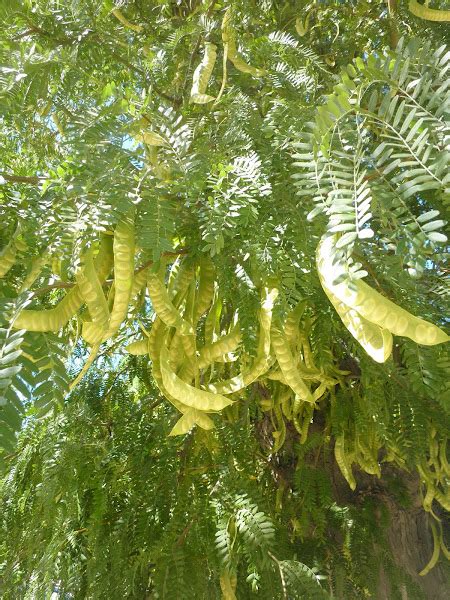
[409,0,450,21]
[103,214,135,339]
[13,237,114,332]
[194,257,216,322]
[222,8,266,78]
[169,407,214,436]
[219,570,237,600]
[204,287,278,394]
[329,288,393,363]
[0,229,21,277]
[19,249,50,293]
[76,248,110,335]
[69,342,101,390]
[111,8,143,32]
[148,269,194,335]
[190,42,217,104]
[160,344,232,411]
[125,339,149,355]
[198,324,241,369]
[130,266,149,298]
[271,326,314,403]
[284,300,307,350]
[317,235,448,348]
[419,521,440,577]
[335,434,356,491]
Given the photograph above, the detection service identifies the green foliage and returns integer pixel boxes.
[0,1,449,598]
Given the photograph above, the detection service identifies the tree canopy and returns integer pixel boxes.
[0,1,449,598]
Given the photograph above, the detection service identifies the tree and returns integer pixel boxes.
[0,0,449,598]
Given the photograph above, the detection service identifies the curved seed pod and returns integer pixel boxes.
[356,437,381,477]
[190,42,217,104]
[312,382,327,401]
[318,235,448,348]
[419,521,440,577]
[169,408,214,436]
[330,289,393,364]
[111,8,143,32]
[204,287,278,394]
[272,403,286,453]
[409,0,450,21]
[13,236,113,332]
[222,8,267,78]
[148,270,194,335]
[103,214,135,339]
[204,294,221,344]
[194,257,216,322]
[125,338,149,355]
[76,248,109,334]
[0,232,20,278]
[198,325,241,369]
[69,343,101,390]
[295,13,311,36]
[130,266,149,299]
[284,300,307,349]
[440,439,450,477]
[220,570,237,600]
[168,258,195,298]
[160,345,232,411]
[271,326,314,403]
[335,434,356,491]
[19,249,50,293]
[300,404,313,444]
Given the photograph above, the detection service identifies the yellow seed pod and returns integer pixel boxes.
[13,237,113,332]
[147,270,194,335]
[0,231,20,278]
[125,338,149,355]
[219,570,237,600]
[160,344,232,412]
[409,0,450,22]
[111,8,143,32]
[103,214,135,340]
[194,257,216,322]
[419,521,440,577]
[19,249,50,293]
[204,287,278,395]
[76,247,110,336]
[295,13,311,37]
[190,42,217,104]
[335,434,356,491]
[284,300,307,350]
[198,324,241,369]
[317,235,448,356]
[271,326,314,403]
[221,8,267,78]
[168,407,214,436]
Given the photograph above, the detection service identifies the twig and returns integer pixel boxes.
[0,172,43,185]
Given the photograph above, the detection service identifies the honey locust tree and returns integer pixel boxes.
[0,1,449,598]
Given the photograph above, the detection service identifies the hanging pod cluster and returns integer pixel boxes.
[316,234,448,363]
[132,257,341,437]
[11,212,140,388]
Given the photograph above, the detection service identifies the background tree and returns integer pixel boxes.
[0,1,449,598]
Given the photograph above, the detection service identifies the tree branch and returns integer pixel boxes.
[0,172,43,185]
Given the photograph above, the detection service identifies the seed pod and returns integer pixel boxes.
[271,326,314,403]
[76,247,109,339]
[419,522,440,577]
[204,287,277,394]
[125,338,149,355]
[103,214,135,339]
[190,42,217,104]
[13,237,114,332]
[409,0,450,22]
[194,257,216,322]
[284,300,307,350]
[317,235,448,349]
[222,8,267,78]
[160,344,232,412]
[0,224,24,278]
[19,249,50,293]
[198,324,241,369]
[148,268,194,335]
[335,434,356,491]
[169,408,214,436]
[111,8,143,32]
